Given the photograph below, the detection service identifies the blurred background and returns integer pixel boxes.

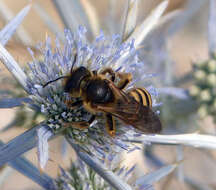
[0,0,215,190]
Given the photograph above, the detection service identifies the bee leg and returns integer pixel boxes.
[105,113,116,137]
[70,100,83,108]
[88,115,96,126]
[63,121,89,129]
[116,73,132,90]
[63,115,96,129]
[64,99,83,109]
[100,68,116,82]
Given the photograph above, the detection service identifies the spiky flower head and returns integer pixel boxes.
[4,2,216,190]
[25,27,158,162]
[189,56,216,121]
[56,155,139,190]
[0,1,170,179]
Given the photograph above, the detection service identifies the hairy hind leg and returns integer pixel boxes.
[100,68,132,90]
[63,115,96,129]
[116,72,132,90]
[100,68,116,82]
[105,113,116,137]
[64,99,83,109]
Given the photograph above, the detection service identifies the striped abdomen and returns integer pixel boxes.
[127,88,152,107]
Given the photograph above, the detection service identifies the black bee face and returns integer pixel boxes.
[64,66,91,93]
[86,79,114,104]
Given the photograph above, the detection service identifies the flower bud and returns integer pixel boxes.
[194,70,206,80]
[208,60,216,72]
[189,85,200,97]
[207,73,216,86]
[198,106,208,118]
[199,90,211,102]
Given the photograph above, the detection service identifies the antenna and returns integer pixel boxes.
[43,76,68,88]
[43,54,77,88]
[70,53,77,73]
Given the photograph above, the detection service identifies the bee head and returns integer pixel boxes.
[64,66,91,93]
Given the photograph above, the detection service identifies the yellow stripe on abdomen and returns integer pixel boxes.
[128,91,140,102]
[128,88,152,107]
[138,88,152,107]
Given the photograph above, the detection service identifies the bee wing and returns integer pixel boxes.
[96,81,162,133]
[97,97,162,133]
[123,103,162,133]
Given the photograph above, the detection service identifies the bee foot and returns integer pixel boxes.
[63,121,89,129]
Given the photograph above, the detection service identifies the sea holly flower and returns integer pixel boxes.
[189,0,216,123]
[31,22,167,172]
[56,153,138,190]
[0,0,168,177]
[189,58,216,121]
[26,26,159,157]
[2,1,216,190]
[55,148,178,190]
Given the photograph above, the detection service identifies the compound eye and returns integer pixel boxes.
[64,67,90,93]
[86,80,113,103]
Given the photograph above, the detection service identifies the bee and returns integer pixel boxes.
[43,55,162,136]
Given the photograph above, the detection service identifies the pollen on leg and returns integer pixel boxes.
[109,130,116,137]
